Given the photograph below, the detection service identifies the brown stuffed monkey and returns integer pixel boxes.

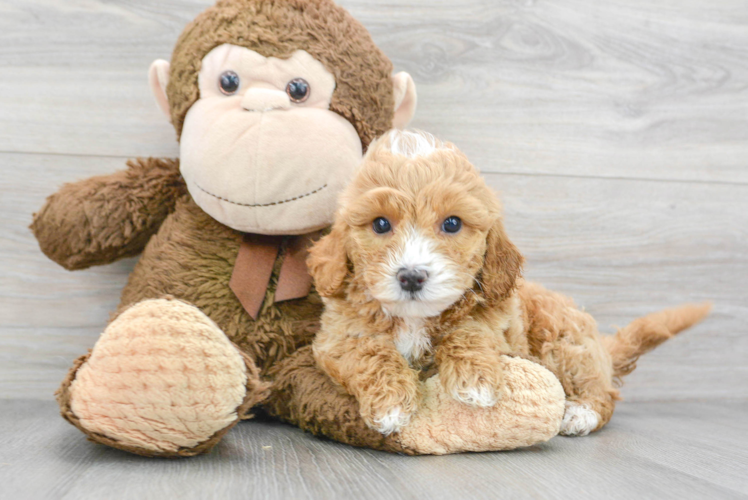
[31,0,565,457]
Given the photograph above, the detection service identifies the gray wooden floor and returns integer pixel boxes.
[1,0,747,498]
[2,399,747,500]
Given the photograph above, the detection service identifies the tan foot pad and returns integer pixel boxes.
[68,299,249,454]
[396,356,565,454]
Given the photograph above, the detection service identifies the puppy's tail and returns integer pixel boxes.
[603,302,711,381]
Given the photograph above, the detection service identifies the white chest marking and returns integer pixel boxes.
[395,318,431,364]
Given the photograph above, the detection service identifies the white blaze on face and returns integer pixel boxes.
[372,226,465,318]
[179,44,363,235]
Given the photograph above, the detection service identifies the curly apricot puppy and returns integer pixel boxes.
[308,130,710,437]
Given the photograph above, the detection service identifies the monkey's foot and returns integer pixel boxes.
[57,298,269,457]
[396,356,565,454]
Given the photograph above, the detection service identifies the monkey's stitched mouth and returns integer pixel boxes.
[194,183,328,207]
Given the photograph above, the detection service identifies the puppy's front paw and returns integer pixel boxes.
[439,358,503,408]
[358,381,419,435]
[560,401,600,437]
[371,406,412,436]
[452,383,500,408]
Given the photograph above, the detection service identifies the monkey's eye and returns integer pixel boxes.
[372,217,392,234]
[219,71,240,95]
[441,216,462,234]
[286,78,310,103]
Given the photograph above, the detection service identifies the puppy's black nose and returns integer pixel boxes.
[397,268,428,293]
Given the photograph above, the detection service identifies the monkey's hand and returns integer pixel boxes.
[31,157,185,270]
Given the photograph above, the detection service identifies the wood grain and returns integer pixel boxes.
[1,399,746,499]
[1,0,747,183]
[350,0,748,183]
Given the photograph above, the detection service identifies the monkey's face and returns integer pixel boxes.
[177,44,364,235]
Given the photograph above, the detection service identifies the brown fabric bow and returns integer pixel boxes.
[229,232,321,319]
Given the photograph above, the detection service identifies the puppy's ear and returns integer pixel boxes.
[479,219,524,306]
[308,222,350,297]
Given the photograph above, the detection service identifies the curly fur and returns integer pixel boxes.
[309,130,711,436]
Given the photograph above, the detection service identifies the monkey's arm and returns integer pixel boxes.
[31,157,186,270]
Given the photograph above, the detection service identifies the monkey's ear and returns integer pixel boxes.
[479,219,524,307]
[307,222,350,298]
[392,72,417,129]
[148,59,172,120]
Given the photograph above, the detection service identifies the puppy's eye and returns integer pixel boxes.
[372,217,392,234]
[219,71,240,95]
[286,78,310,103]
[441,216,462,234]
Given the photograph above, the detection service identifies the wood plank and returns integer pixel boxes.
[0,0,207,158]
[1,152,745,400]
[353,0,748,183]
[0,399,746,499]
[0,0,746,183]
[0,153,135,399]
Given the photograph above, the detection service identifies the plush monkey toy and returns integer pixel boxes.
[31,0,565,457]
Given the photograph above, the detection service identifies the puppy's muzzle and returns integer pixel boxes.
[397,268,429,293]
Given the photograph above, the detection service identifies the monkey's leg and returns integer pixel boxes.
[265,347,566,455]
[57,298,269,457]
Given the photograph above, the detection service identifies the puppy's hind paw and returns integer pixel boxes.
[373,406,411,436]
[560,401,600,437]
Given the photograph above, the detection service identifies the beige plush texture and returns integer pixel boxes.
[179,44,364,234]
[397,357,565,454]
[69,299,250,453]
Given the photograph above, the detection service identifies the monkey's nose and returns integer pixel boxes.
[241,88,291,112]
[397,268,429,293]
